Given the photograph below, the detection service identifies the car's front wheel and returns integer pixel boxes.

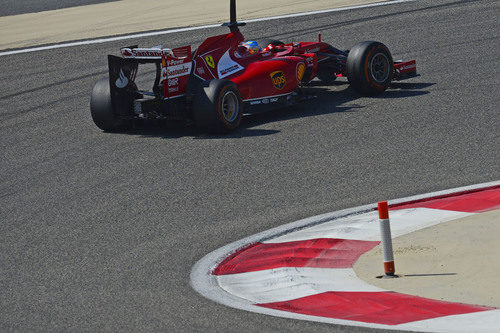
[347,41,393,95]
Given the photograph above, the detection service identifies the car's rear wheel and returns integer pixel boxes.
[347,41,393,95]
[192,79,243,134]
[90,78,130,131]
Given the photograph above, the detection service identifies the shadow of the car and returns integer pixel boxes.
[379,89,430,99]
[196,128,281,140]
[390,82,435,90]
[115,80,434,139]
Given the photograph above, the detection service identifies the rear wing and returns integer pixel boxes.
[108,45,192,100]
[120,47,163,60]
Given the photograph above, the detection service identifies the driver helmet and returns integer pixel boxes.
[242,41,261,54]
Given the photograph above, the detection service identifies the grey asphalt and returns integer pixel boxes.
[1,0,499,331]
[1,0,118,16]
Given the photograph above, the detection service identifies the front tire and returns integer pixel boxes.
[90,78,129,131]
[192,79,243,134]
[347,41,393,95]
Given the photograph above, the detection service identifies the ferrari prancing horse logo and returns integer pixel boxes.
[270,71,286,90]
[205,55,215,69]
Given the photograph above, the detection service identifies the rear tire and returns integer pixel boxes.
[347,41,393,95]
[90,78,130,131]
[192,79,243,134]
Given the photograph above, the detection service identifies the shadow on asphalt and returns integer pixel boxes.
[117,80,433,139]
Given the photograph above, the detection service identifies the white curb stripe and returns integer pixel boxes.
[217,267,384,303]
[0,0,418,57]
[397,309,500,333]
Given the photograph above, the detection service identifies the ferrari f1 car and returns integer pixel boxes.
[90,0,417,134]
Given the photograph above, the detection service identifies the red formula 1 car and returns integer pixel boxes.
[90,0,417,134]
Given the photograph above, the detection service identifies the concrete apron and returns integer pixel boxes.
[354,209,500,308]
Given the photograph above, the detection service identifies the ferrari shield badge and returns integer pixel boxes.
[270,71,286,90]
[205,55,215,68]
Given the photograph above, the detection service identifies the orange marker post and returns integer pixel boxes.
[378,201,395,276]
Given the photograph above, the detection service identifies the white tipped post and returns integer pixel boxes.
[378,201,396,276]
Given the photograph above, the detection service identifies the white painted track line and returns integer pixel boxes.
[0,0,417,57]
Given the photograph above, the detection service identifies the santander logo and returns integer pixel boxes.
[121,48,162,59]
[166,62,192,78]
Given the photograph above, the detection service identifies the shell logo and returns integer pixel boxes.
[297,63,306,82]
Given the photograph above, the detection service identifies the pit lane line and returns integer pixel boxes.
[0,0,418,57]
[190,180,500,332]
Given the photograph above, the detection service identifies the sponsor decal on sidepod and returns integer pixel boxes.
[270,71,286,90]
[217,50,244,79]
[297,63,306,81]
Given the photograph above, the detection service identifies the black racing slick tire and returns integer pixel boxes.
[192,79,243,134]
[347,41,394,95]
[90,78,129,132]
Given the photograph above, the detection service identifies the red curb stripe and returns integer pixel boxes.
[257,291,494,325]
[390,187,500,213]
[213,238,379,275]
[384,185,500,212]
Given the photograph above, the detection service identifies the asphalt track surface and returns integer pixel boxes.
[1,0,118,17]
[1,0,499,331]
